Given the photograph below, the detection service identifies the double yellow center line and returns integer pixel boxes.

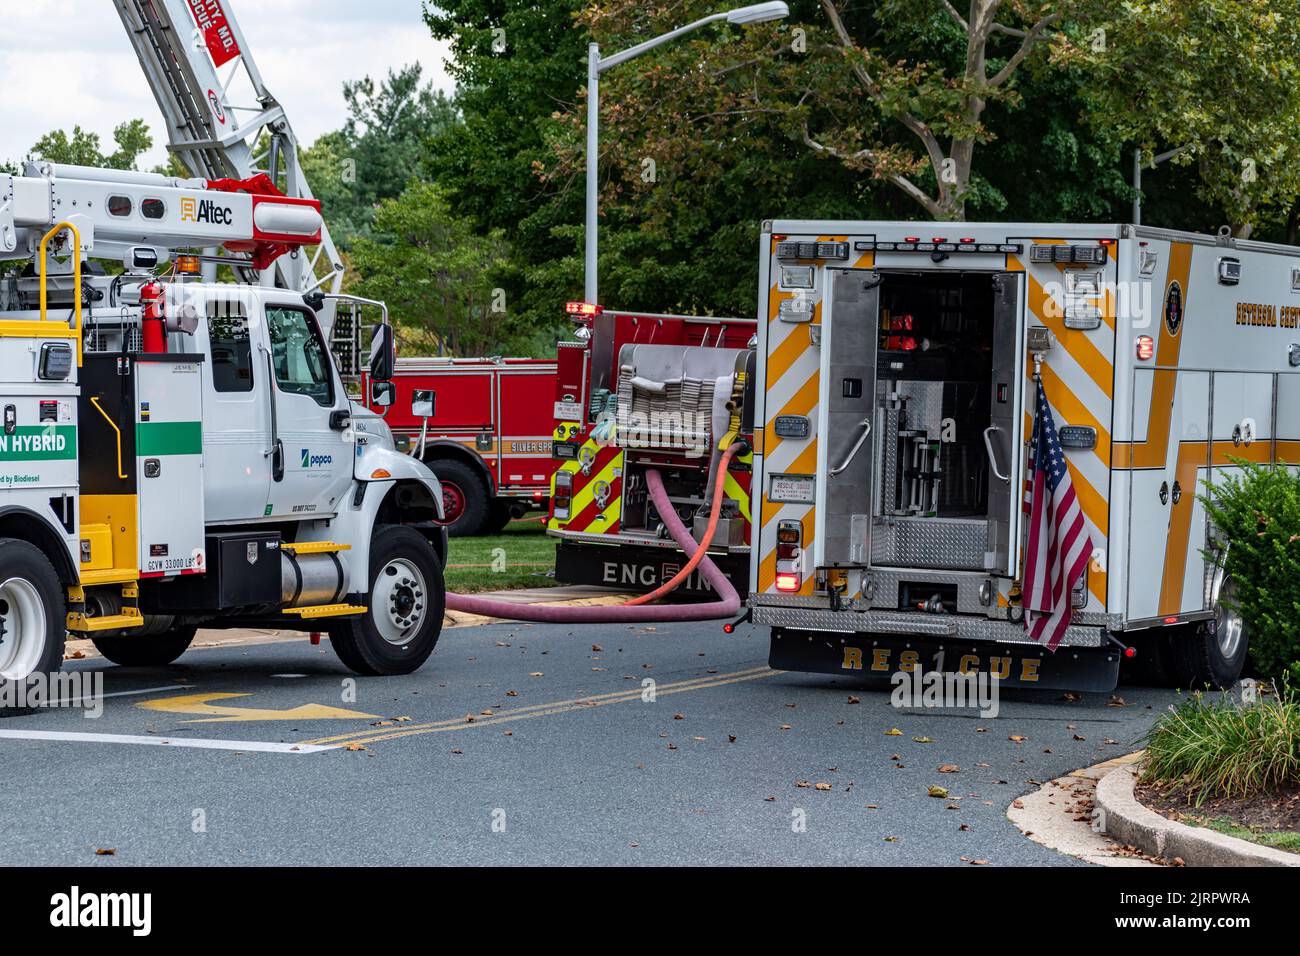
[304,665,781,749]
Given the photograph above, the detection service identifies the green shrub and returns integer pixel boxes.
[1142,691,1300,802]
[1202,462,1300,686]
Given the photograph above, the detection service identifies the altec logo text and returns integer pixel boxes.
[179,196,234,226]
[300,449,333,468]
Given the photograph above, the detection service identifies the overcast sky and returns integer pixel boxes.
[1,0,454,169]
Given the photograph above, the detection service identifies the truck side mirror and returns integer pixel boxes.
[369,324,395,382]
[412,389,435,419]
[371,380,395,408]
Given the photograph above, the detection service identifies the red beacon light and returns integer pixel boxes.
[1136,335,1155,361]
[565,301,603,318]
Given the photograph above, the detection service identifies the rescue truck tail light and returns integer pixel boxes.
[775,519,802,592]
[553,471,574,520]
[1136,335,1155,361]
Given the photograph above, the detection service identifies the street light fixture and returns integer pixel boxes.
[584,2,790,303]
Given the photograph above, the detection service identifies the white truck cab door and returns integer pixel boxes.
[198,295,273,523]
[261,302,355,519]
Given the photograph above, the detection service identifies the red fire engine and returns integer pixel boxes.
[379,357,559,536]
[547,306,758,594]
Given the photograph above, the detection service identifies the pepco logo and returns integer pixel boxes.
[300,448,333,468]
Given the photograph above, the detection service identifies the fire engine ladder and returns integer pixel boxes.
[111,0,345,328]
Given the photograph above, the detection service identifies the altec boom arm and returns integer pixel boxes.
[0,163,322,268]
[109,0,343,300]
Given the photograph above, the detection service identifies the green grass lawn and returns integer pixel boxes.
[1193,816,1300,854]
[443,516,560,593]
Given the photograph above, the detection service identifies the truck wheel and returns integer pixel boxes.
[0,539,66,717]
[91,626,197,668]
[328,526,446,676]
[0,539,66,683]
[428,459,487,537]
[482,499,514,535]
[1167,582,1249,690]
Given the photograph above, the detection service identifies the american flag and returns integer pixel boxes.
[1022,379,1093,650]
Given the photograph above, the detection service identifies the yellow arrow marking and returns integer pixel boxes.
[136,692,380,724]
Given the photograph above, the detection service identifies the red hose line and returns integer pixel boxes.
[443,447,743,623]
[625,441,744,606]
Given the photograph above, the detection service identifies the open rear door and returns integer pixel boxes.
[818,269,881,567]
[985,272,1025,575]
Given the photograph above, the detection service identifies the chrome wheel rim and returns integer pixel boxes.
[1214,580,1246,661]
[0,577,47,680]
[372,558,427,646]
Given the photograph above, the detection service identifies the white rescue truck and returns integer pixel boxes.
[0,162,446,684]
[749,220,1298,692]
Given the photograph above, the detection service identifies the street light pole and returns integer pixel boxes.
[1132,145,1191,225]
[582,2,789,305]
[585,42,600,303]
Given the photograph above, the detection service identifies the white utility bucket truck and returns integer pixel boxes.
[0,161,447,684]
[749,220,1300,692]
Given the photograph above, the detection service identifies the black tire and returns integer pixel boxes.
[428,459,488,537]
[328,525,446,676]
[481,498,514,535]
[91,625,197,668]
[1166,620,1248,690]
[0,538,66,717]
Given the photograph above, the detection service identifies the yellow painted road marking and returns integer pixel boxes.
[304,665,783,748]
[137,692,380,724]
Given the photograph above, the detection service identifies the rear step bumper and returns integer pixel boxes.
[768,626,1121,693]
[751,604,1104,648]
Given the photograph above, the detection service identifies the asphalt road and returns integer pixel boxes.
[0,619,1181,866]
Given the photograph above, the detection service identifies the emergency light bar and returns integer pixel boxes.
[851,240,1022,254]
[774,241,850,261]
[1028,243,1108,265]
[566,301,603,317]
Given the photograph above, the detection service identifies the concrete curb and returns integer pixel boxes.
[1095,765,1300,867]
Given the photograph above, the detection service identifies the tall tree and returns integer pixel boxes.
[555,0,1062,223]
[423,0,590,328]
[350,181,520,357]
[1060,0,1300,238]
[27,119,154,170]
[302,64,458,248]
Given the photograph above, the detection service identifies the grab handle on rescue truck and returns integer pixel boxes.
[261,346,285,482]
[829,419,872,477]
[89,396,128,480]
[983,426,1010,482]
[38,221,84,367]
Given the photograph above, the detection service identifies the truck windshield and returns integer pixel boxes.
[266,305,333,407]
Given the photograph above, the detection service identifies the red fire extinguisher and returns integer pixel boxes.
[140,280,165,353]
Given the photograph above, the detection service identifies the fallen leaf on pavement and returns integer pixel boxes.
[885,728,903,736]
[928,785,950,798]
[938,764,960,773]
